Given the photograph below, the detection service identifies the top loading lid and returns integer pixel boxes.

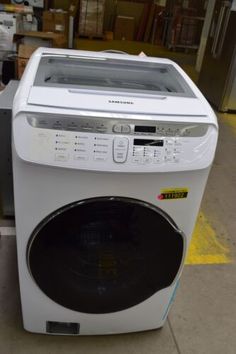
[28,54,208,116]
[33,55,195,98]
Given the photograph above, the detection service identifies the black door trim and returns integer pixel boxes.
[27,197,186,313]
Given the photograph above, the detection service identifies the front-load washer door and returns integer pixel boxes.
[27,197,185,314]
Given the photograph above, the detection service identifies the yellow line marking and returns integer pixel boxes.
[185,212,231,265]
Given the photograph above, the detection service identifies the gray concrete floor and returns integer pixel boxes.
[0,115,236,353]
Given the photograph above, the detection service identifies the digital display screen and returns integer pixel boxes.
[134,139,164,146]
[134,126,156,133]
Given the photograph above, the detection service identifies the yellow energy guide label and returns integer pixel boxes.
[158,188,189,200]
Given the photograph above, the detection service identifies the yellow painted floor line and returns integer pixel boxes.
[185,212,231,265]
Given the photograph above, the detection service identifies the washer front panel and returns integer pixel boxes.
[13,114,217,172]
[27,197,184,314]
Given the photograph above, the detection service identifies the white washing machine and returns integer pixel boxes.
[12,48,218,335]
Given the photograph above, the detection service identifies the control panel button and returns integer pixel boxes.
[113,124,122,133]
[55,139,70,145]
[165,149,173,156]
[37,119,50,128]
[159,127,166,136]
[166,139,174,146]
[55,153,69,162]
[183,129,191,136]
[96,126,107,133]
[166,128,175,136]
[144,148,153,156]
[133,146,144,156]
[173,155,180,163]
[80,123,94,131]
[174,147,182,154]
[115,137,128,149]
[74,154,88,161]
[94,156,108,162]
[174,139,182,146]
[143,157,152,164]
[81,126,93,131]
[55,147,67,152]
[154,149,162,156]
[52,122,63,129]
[121,125,131,133]
[37,132,48,139]
[153,157,162,164]
[66,122,79,131]
[56,133,68,138]
[175,129,181,136]
[132,156,143,164]
[165,156,173,162]
[113,137,129,163]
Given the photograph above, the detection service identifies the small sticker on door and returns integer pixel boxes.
[158,188,189,200]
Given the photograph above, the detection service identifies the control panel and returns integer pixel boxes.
[32,131,185,166]
[13,114,217,172]
[27,115,208,137]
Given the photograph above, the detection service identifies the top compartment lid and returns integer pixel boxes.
[33,55,195,98]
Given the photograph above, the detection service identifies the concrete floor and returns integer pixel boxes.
[0,48,236,352]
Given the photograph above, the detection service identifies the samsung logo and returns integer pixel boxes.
[108,100,134,105]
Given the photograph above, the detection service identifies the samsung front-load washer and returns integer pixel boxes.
[12,48,218,335]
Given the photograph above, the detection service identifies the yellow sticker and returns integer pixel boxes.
[158,187,189,200]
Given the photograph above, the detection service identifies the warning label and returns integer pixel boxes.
[158,188,189,200]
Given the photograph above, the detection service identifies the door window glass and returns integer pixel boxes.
[27,197,184,314]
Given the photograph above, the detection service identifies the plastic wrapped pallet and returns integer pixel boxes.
[78,0,105,37]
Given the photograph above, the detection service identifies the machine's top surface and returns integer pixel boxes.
[14,48,217,120]
[33,55,195,98]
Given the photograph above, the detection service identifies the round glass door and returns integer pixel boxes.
[27,197,184,314]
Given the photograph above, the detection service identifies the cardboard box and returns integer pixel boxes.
[42,11,55,32]
[18,43,37,58]
[116,1,144,35]
[14,31,68,48]
[54,12,69,34]
[15,32,68,78]
[114,16,135,40]
[17,57,28,79]
[43,10,69,34]
[17,44,37,79]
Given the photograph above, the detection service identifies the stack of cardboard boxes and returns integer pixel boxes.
[43,10,69,36]
[15,31,67,79]
[15,8,69,79]
[79,0,105,38]
[17,44,37,79]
